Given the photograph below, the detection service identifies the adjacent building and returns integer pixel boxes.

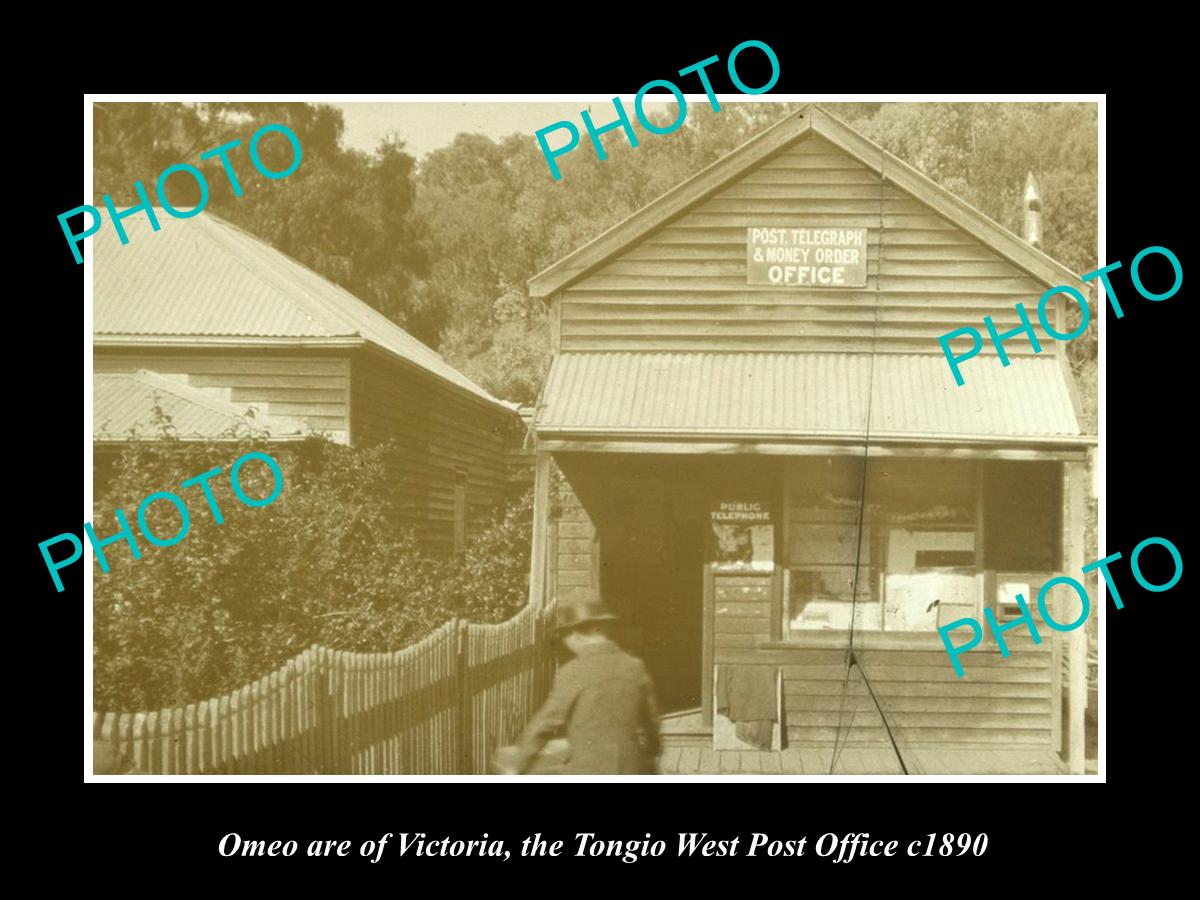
[94,210,523,554]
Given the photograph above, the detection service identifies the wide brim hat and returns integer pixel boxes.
[554,599,619,633]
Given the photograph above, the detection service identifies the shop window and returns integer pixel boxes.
[982,461,1060,572]
[983,461,1062,625]
[784,458,978,635]
[783,458,1063,637]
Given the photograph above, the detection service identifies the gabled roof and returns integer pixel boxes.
[94,211,514,413]
[527,104,1083,299]
[94,369,311,442]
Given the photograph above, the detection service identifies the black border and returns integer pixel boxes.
[29,50,1181,880]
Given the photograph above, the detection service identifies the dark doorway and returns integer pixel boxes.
[598,467,706,714]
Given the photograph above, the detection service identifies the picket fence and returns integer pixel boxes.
[92,604,555,775]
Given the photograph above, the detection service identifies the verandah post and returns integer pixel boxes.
[1064,460,1089,774]
[528,452,551,610]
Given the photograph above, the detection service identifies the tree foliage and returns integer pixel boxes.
[827,103,1098,275]
[93,102,429,334]
[424,106,791,400]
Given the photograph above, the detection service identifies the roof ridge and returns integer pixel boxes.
[189,214,353,337]
[196,211,458,369]
[528,103,1082,298]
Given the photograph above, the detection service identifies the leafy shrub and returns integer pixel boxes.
[93,423,532,712]
[443,487,534,622]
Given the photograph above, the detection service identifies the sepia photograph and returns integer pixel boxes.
[82,97,1100,778]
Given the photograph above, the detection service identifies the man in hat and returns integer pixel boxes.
[494,600,661,775]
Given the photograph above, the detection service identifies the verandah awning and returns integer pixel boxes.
[534,352,1091,448]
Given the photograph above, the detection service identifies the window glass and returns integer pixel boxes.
[983,461,1061,571]
[784,458,1063,636]
[785,458,978,634]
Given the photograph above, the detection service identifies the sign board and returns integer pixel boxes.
[746,227,868,287]
[710,500,774,572]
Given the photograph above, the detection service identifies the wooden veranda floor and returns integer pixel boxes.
[656,710,1066,775]
[656,745,1065,775]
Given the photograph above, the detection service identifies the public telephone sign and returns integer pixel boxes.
[710,501,772,524]
[710,500,774,571]
[746,227,868,287]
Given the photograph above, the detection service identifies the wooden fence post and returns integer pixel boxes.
[531,609,544,713]
[314,646,330,774]
[456,619,473,774]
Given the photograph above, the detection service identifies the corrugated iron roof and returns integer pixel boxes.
[94,369,310,442]
[94,210,508,408]
[535,352,1087,444]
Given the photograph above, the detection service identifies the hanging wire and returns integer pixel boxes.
[829,147,909,776]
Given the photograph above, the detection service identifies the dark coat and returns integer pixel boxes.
[514,640,661,775]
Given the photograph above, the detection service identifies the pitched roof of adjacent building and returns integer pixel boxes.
[94,211,515,413]
[94,369,311,442]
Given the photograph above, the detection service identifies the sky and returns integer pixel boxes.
[334,100,669,160]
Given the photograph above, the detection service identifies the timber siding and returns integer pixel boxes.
[549,460,598,607]
[94,351,350,440]
[770,643,1051,749]
[713,576,1055,749]
[350,348,519,555]
[717,636,1052,750]
[559,135,1063,356]
[93,346,524,554]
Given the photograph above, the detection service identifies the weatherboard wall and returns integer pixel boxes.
[94,346,523,555]
[350,349,521,555]
[716,638,1054,751]
[556,134,1066,356]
